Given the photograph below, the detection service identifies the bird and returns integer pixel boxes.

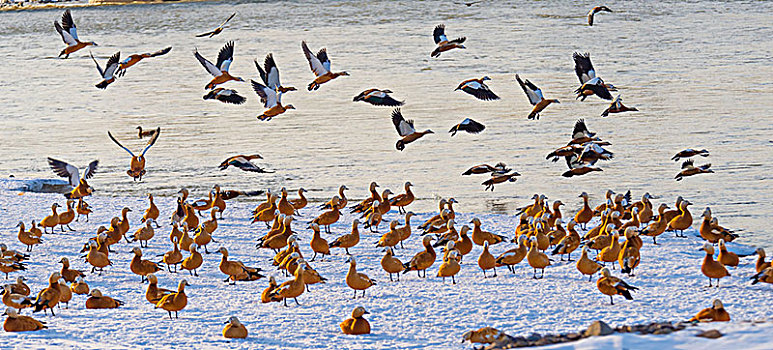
[391,108,434,151]
[431,24,466,57]
[85,289,124,309]
[562,166,603,178]
[340,306,371,335]
[601,95,638,117]
[203,88,246,105]
[515,74,559,120]
[218,154,272,172]
[116,47,172,77]
[587,6,613,26]
[58,257,85,283]
[462,163,510,176]
[575,77,613,101]
[449,118,485,136]
[251,80,295,121]
[255,53,296,93]
[47,157,98,188]
[596,268,637,305]
[31,272,61,316]
[675,159,713,181]
[196,12,236,38]
[89,51,121,89]
[672,148,710,161]
[456,77,500,101]
[223,316,248,339]
[54,10,96,58]
[155,280,189,319]
[301,41,349,91]
[751,267,773,285]
[194,41,245,90]
[108,128,160,181]
[345,257,375,299]
[482,173,520,191]
[403,236,437,278]
[218,247,263,284]
[2,308,46,332]
[700,243,730,287]
[477,242,497,278]
[353,89,404,106]
[689,299,730,322]
[572,52,617,92]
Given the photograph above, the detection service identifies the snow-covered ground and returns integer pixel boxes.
[1,179,770,349]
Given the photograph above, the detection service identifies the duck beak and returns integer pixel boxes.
[363,311,370,314]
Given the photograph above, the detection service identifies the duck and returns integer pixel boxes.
[251,79,295,121]
[131,220,156,248]
[258,217,295,252]
[573,192,594,230]
[456,77,499,101]
[389,182,415,214]
[751,267,773,285]
[376,221,401,249]
[470,218,507,246]
[717,239,739,268]
[403,236,436,278]
[155,280,189,319]
[196,12,236,37]
[146,274,173,304]
[191,190,214,215]
[618,228,641,276]
[477,242,497,278]
[350,182,381,214]
[462,163,510,176]
[496,235,528,273]
[572,53,617,92]
[59,257,84,283]
[699,209,738,243]
[255,52,296,94]
[640,203,670,244]
[596,268,637,305]
[268,264,306,306]
[562,166,603,178]
[330,219,360,255]
[552,220,581,261]
[596,232,621,267]
[431,24,466,57]
[2,308,46,332]
[116,207,132,237]
[675,159,713,181]
[577,247,603,281]
[700,243,730,287]
[261,277,279,303]
[85,289,123,309]
[363,201,384,233]
[88,51,123,89]
[116,46,172,77]
[395,212,415,248]
[57,279,72,308]
[515,74,559,120]
[289,188,308,214]
[672,148,710,162]
[575,77,613,101]
[345,257,375,298]
[219,154,270,172]
[54,10,97,58]
[587,5,612,26]
[381,248,404,282]
[31,272,61,316]
[130,247,162,283]
[462,327,509,345]
[223,316,248,339]
[39,203,61,234]
[70,277,89,295]
[449,118,485,136]
[0,259,25,280]
[663,196,684,223]
[178,223,194,253]
[142,194,160,227]
[309,224,330,262]
[432,219,459,247]
[193,209,218,253]
[86,241,111,275]
[28,221,43,238]
[108,128,161,181]
[353,88,404,106]
[181,244,203,277]
[2,285,32,312]
[526,238,551,279]
[667,200,692,237]
[418,199,449,230]
[301,41,348,91]
[276,188,296,217]
[322,185,349,210]
[16,222,42,252]
[482,173,520,191]
[601,95,638,117]
[689,299,730,322]
[218,247,263,284]
[391,108,434,151]
[6,277,30,296]
[194,41,244,90]
[756,248,771,273]
[252,196,278,227]
[312,198,341,234]
[46,157,98,188]
[203,87,246,104]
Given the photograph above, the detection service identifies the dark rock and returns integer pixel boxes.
[653,328,673,335]
[696,329,723,339]
[525,333,542,342]
[533,338,554,346]
[584,321,614,337]
[566,332,582,340]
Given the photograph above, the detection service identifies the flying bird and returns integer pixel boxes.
[47,158,98,187]
[203,88,246,105]
[562,166,603,178]
[391,108,434,151]
[449,118,485,136]
[675,160,713,181]
[572,52,617,91]
[671,149,709,161]
[353,89,404,106]
[572,119,596,141]
[515,74,559,120]
[482,173,520,191]
[575,77,613,101]
[587,6,613,26]
[90,51,120,89]
[462,163,510,176]
[108,128,160,181]
[601,95,638,117]
[219,155,272,173]
[194,41,245,90]
[251,80,294,121]
[431,24,466,57]
[456,77,499,101]
[301,41,349,91]
[196,13,236,38]
[54,9,97,58]
[255,53,296,93]
[136,127,157,139]
[116,47,172,77]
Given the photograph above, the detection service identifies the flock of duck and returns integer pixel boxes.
[1,4,760,343]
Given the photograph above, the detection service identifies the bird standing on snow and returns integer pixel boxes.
[596,267,637,305]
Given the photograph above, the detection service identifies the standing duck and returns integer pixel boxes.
[59,257,84,283]
[290,188,308,214]
[577,247,603,281]
[641,204,670,244]
[431,24,466,57]
[145,274,173,304]
[470,218,507,246]
[322,185,348,210]
[39,203,61,234]
[130,247,162,283]
[389,182,415,214]
[181,244,203,277]
[31,272,61,316]
[309,224,330,262]
[391,108,434,151]
[403,236,436,278]
[700,244,730,287]
[196,12,236,37]
[354,89,404,106]
[329,220,360,255]
[251,79,295,121]
[496,235,528,273]
[527,238,551,279]
[142,194,160,227]
[155,280,189,319]
[515,74,559,120]
[345,257,375,298]
[456,77,499,101]
[587,6,613,26]
[218,247,263,284]
[756,248,771,273]
[268,264,306,306]
[667,200,692,237]
[194,41,245,90]
[54,10,96,58]
[76,198,92,222]
[89,51,121,89]
[717,239,739,268]
[16,222,42,252]
[596,268,637,305]
[108,128,161,181]
[57,200,76,232]
[301,41,349,91]
[312,197,341,234]
[477,242,497,278]
[381,248,403,282]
